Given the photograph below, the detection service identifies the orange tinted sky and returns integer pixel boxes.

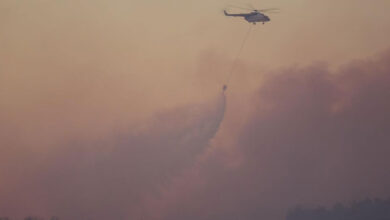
[2,0,390,128]
[1,0,390,219]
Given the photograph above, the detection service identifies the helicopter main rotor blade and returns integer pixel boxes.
[259,8,280,12]
[262,10,281,14]
[227,4,253,11]
[245,3,256,10]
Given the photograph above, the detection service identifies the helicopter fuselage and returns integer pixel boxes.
[245,12,270,23]
[224,10,270,24]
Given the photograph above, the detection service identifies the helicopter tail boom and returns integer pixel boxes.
[224,10,247,17]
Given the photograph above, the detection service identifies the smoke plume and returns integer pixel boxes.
[151,50,390,220]
[0,92,226,220]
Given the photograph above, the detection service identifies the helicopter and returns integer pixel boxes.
[223,5,279,25]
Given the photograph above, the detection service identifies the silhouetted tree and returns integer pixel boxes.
[286,198,390,220]
[24,216,44,220]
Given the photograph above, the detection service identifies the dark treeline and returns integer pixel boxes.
[0,217,58,220]
[2,198,390,220]
[287,198,390,220]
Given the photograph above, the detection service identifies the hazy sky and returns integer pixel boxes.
[1,0,390,220]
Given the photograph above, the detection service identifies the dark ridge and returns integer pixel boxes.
[287,198,390,220]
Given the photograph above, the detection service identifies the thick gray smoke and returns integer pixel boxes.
[152,50,390,220]
[0,91,226,220]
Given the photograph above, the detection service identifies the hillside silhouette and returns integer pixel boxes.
[287,198,390,220]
